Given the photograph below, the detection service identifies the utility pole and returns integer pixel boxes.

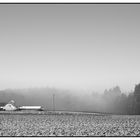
[53,93,55,112]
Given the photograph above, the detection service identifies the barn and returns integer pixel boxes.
[19,106,43,111]
[2,100,17,111]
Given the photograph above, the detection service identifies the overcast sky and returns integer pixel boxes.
[0,4,140,93]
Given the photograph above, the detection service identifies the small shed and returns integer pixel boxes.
[0,102,6,110]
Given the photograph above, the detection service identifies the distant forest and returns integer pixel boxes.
[0,84,140,115]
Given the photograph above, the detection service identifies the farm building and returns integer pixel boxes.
[0,103,6,111]
[19,106,43,111]
[0,100,44,111]
[2,100,17,111]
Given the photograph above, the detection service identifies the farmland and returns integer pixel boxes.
[0,111,140,136]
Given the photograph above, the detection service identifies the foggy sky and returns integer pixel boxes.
[0,4,140,93]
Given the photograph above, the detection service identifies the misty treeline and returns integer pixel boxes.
[0,84,140,115]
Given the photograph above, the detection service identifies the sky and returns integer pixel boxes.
[0,4,140,93]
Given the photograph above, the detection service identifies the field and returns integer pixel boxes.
[0,111,140,136]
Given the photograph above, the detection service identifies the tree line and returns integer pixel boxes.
[0,84,140,114]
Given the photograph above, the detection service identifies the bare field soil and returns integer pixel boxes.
[0,112,140,136]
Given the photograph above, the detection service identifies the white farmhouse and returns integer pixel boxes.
[3,100,17,111]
